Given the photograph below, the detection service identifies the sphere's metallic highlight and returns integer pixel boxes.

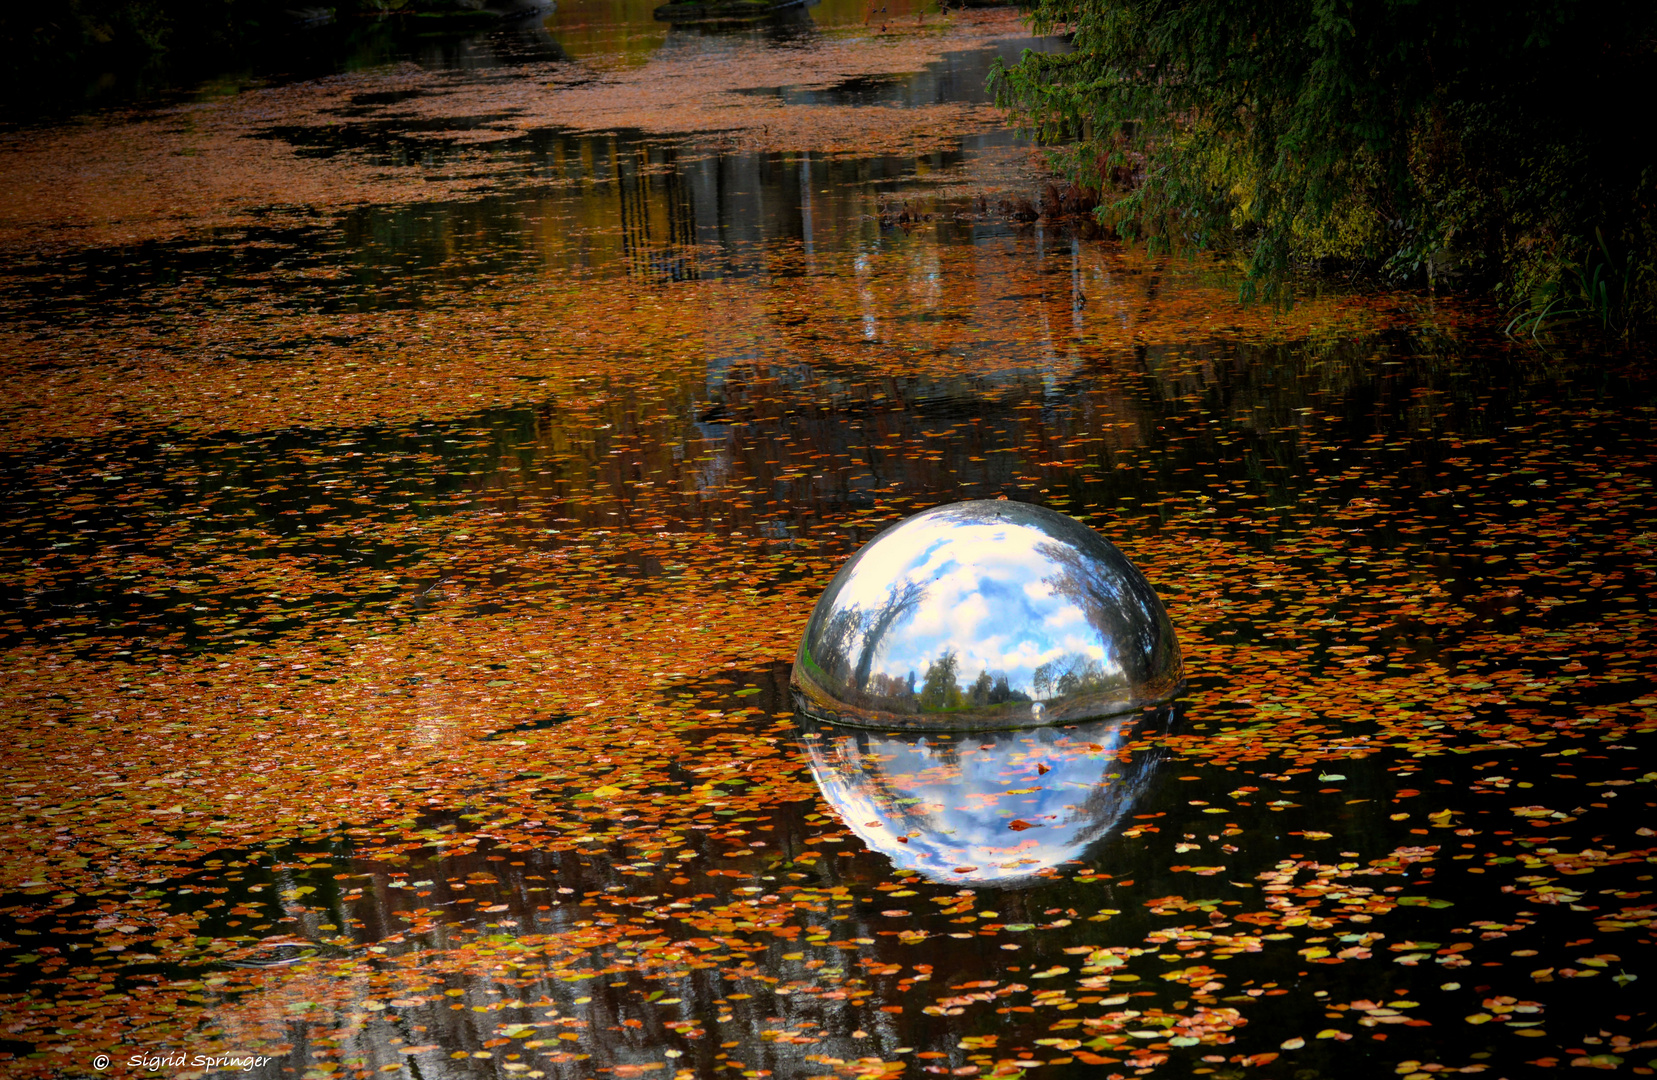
[798,709,1170,885]
[790,500,1181,730]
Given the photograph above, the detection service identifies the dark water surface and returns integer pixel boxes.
[0,5,1654,1080]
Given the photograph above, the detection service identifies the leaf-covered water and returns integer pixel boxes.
[0,5,1653,1079]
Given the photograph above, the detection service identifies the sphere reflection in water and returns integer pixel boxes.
[792,500,1181,730]
[798,708,1171,885]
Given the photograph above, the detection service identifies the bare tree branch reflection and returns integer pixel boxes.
[792,500,1182,730]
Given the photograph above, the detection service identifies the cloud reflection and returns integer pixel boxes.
[792,500,1181,729]
[798,706,1173,885]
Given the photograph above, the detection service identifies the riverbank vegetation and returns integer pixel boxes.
[5,0,299,95]
[1,0,516,113]
[991,0,1657,335]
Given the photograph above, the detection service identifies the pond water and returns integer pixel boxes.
[1,5,1654,1080]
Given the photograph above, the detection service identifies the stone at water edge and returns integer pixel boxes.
[652,0,808,20]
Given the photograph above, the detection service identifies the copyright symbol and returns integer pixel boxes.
[93,1056,110,1071]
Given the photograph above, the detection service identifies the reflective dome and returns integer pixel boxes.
[791,500,1181,730]
[798,709,1170,885]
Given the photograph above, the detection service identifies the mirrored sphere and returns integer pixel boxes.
[791,500,1181,730]
[797,709,1170,885]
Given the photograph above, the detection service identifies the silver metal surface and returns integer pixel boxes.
[798,709,1170,885]
[791,500,1182,730]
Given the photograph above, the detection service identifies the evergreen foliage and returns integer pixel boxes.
[918,651,965,711]
[990,0,1657,333]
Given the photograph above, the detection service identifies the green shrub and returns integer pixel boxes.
[990,0,1657,334]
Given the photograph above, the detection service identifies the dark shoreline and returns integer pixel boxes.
[0,0,556,124]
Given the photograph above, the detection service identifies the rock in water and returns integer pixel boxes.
[791,499,1181,730]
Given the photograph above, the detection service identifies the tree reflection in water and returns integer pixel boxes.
[194,699,1181,1077]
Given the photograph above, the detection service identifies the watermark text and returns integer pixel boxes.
[111,1053,274,1073]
